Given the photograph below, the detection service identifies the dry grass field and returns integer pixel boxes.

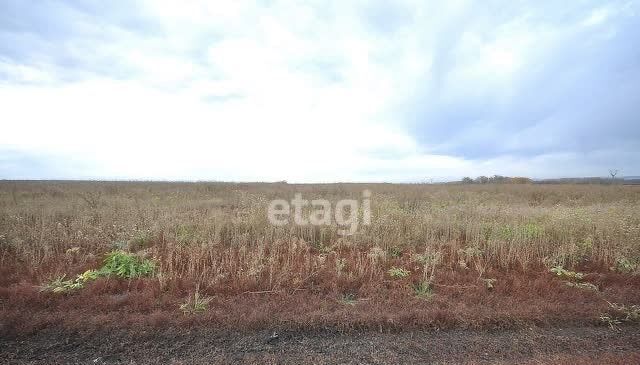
[2,181,640,363]
[1,181,639,333]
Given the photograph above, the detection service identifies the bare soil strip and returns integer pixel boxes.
[2,324,639,364]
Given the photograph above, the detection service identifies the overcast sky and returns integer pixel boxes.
[1,0,639,182]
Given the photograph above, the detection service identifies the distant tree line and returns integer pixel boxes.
[459,175,640,185]
[536,177,632,185]
[460,175,532,184]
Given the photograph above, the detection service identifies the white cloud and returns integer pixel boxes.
[1,0,638,181]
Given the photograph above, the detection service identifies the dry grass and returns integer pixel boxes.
[1,181,639,332]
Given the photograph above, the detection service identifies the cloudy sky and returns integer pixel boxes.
[1,0,639,182]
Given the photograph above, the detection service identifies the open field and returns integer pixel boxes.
[1,181,640,363]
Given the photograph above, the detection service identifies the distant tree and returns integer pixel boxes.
[489,175,509,183]
[468,175,535,184]
[609,169,619,179]
[512,177,532,184]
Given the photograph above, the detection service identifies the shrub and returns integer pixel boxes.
[414,251,442,286]
[609,302,640,322]
[335,258,347,275]
[413,281,433,299]
[612,257,637,274]
[388,267,411,279]
[40,275,83,293]
[481,278,497,290]
[600,302,640,329]
[339,293,357,306]
[100,250,155,279]
[565,282,598,291]
[40,251,156,294]
[388,246,403,258]
[180,289,211,315]
[522,223,543,239]
[550,266,585,281]
[129,231,153,250]
[77,269,101,282]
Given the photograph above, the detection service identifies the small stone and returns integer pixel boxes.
[267,331,279,343]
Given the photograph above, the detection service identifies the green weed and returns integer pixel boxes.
[339,293,358,306]
[388,267,411,279]
[413,281,433,299]
[180,289,211,315]
[611,257,637,274]
[175,225,199,245]
[414,250,441,288]
[130,230,153,250]
[335,258,347,275]
[600,302,640,329]
[522,223,543,239]
[496,225,515,241]
[550,266,585,281]
[40,275,83,293]
[100,250,155,279]
[40,251,156,293]
[481,278,497,290]
[565,281,598,291]
[388,246,403,258]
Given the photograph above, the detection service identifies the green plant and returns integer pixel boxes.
[388,267,411,279]
[41,271,91,293]
[41,269,105,293]
[608,302,640,322]
[414,250,442,287]
[388,246,403,258]
[130,230,152,250]
[413,252,442,267]
[577,236,594,253]
[565,281,598,291]
[458,246,486,277]
[522,223,543,239]
[600,302,640,329]
[100,250,155,279]
[40,275,83,293]
[112,240,128,250]
[481,278,497,290]
[77,269,101,282]
[176,224,199,245]
[550,266,585,281]
[339,293,357,306]
[496,225,515,241]
[41,251,156,294]
[317,244,333,254]
[180,289,211,315]
[611,257,637,274]
[599,314,622,329]
[335,258,347,275]
[413,281,433,299]
[65,246,81,255]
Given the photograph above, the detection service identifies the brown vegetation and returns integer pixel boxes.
[1,181,639,334]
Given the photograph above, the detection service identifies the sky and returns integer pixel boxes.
[1,0,639,182]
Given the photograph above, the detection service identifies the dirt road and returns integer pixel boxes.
[2,325,639,364]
